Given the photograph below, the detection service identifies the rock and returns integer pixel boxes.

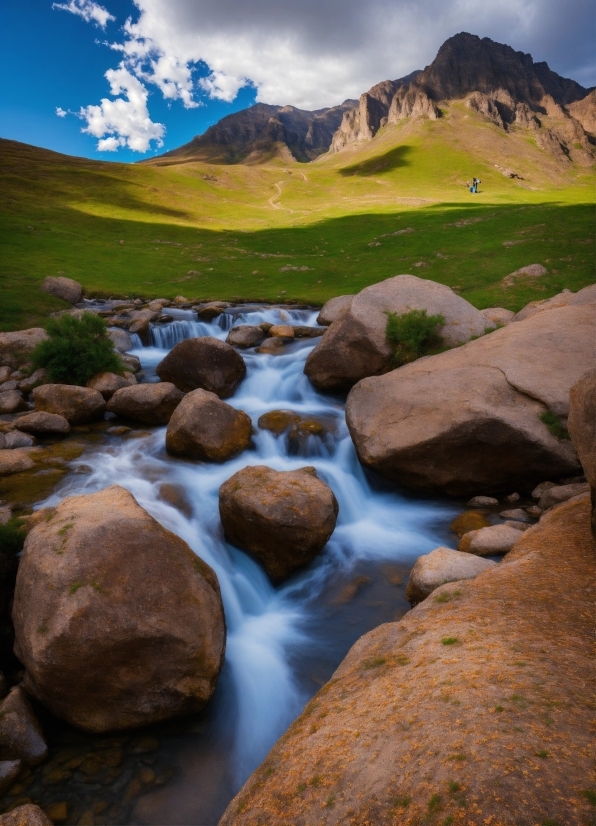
[0,451,36,477]
[0,330,48,371]
[291,326,324,338]
[467,495,499,507]
[0,804,53,826]
[0,391,28,415]
[406,547,496,605]
[345,305,591,495]
[500,508,532,522]
[532,481,556,498]
[501,263,548,287]
[32,385,106,425]
[458,524,526,555]
[0,686,48,766]
[219,465,338,583]
[86,371,136,401]
[526,505,543,518]
[156,337,246,398]
[42,802,67,824]
[225,326,264,348]
[106,425,131,436]
[121,354,141,373]
[0,508,12,525]
[13,485,226,732]
[504,492,520,502]
[513,283,596,323]
[257,338,286,355]
[107,328,134,353]
[0,367,12,384]
[41,276,82,305]
[0,759,22,795]
[195,302,230,321]
[18,370,49,395]
[503,520,531,531]
[268,325,294,338]
[568,368,596,530]
[538,482,591,511]
[165,390,252,463]
[106,383,184,425]
[305,275,493,391]
[3,432,36,449]
[257,410,301,435]
[449,511,490,536]
[389,86,440,122]
[14,413,71,436]
[481,307,515,326]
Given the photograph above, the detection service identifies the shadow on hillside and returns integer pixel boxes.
[339,145,412,176]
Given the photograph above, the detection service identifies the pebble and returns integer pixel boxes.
[504,492,520,503]
[499,508,533,522]
[467,495,499,507]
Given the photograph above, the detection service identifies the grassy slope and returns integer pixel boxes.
[0,102,594,331]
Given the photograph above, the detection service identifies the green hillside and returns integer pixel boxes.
[0,103,594,331]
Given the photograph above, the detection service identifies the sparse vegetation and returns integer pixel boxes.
[386,309,445,366]
[363,655,387,669]
[428,792,443,811]
[535,749,550,758]
[540,410,570,440]
[441,637,458,646]
[581,790,596,805]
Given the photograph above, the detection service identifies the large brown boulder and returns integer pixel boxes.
[225,326,265,348]
[106,382,183,425]
[156,337,246,398]
[86,371,136,400]
[166,390,252,462]
[305,275,492,391]
[219,466,339,583]
[41,276,82,305]
[346,305,592,495]
[317,295,354,325]
[0,391,27,415]
[12,485,226,733]
[568,367,596,531]
[0,329,48,371]
[14,412,70,436]
[31,384,105,425]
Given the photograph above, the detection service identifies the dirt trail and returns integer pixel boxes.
[221,495,595,826]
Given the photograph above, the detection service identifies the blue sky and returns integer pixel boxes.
[1,0,594,164]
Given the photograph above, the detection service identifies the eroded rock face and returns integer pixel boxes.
[305,275,492,391]
[86,371,136,400]
[406,547,496,605]
[13,486,226,732]
[346,305,591,494]
[0,330,48,371]
[317,295,354,326]
[32,385,106,425]
[156,337,246,398]
[165,389,252,463]
[219,466,338,582]
[567,368,596,530]
[14,412,70,436]
[41,276,82,305]
[106,383,184,425]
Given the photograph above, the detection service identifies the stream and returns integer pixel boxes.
[20,305,458,825]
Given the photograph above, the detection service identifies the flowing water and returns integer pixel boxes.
[30,306,458,825]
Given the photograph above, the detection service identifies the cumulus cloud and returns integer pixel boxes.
[53,0,114,28]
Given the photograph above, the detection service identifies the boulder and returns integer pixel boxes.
[0,759,21,796]
[0,450,36,477]
[257,338,286,355]
[538,482,591,511]
[458,524,526,555]
[257,410,301,435]
[219,465,339,583]
[107,328,134,353]
[225,326,265,348]
[0,391,27,415]
[156,337,246,398]
[481,307,514,326]
[532,481,556,499]
[0,367,11,384]
[3,432,36,449]
[41,276,82,305]
[449,510,490,536]
[0,686,47,766]
[14,412,70,436]
[406,547,496,605]
[18,369,49,395]
[0,804,53,826]
[86,371,136,400]
[106,383,183,425]
[268,325,294,338]
[346,305,592,495]
[568,368,596,530]
[12,485,226,733]
[32,385,105,425]
[166,389,252,463]
[513,283,596,323]
[121,354,141,373]
[499,508,533,522]
[195,302,230,321]
[291,326,324,338]
[0,329,48,371]
[305,275,493,391]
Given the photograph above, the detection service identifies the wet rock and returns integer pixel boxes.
[225,326,264,349]
[3,433,36,450]
[503,520,531,531]
[106,425,131,436]
[257,410,301,435]
[0,451,36,477]
[121,354,141,373]
[32,386,106,426]
[291,326,324,338]
[107,328,134,353]
[305,275,492,391]
[0,392,28,415]
[0,330,48,371]
[13,485,226,732]
[317,295,354,326]
[219,465,339,583]
[481,307,515,326]
[268,325,294,338]
[406,547,496,605]
[0,804,53,826]
[568,368,596,530]
[18,370,49,395]
[0,760,22,795]
[257,338,286,355]
[158,484,193,517]
[106,383,183,425]
[0,686,48,766]
[14,413,71,436]
[538,482,591,511]
[41,276,82,305]
[500,508,532,522]
[458,524,526,555]
[86,371,136,401]
[449,510,490,536]
[195,302,230,321]
[166,389,252,463]
[156,337,246,398]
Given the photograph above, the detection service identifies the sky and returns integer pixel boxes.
[1,0,595,163]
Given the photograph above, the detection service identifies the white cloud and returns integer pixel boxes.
[53,0,114,29]
[56,107,68,117]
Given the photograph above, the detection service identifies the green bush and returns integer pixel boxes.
[540,410,570,440]
[386,308,445,367]
[32,312,124,385]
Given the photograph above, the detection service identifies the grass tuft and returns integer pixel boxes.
[539,410,570,440]
[441,637,458,646]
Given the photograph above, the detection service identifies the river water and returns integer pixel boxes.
[36,306,457,825]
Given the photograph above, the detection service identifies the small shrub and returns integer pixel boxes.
[535,749,549,759]
[539,410,570,440]
[32,312,124,386]
[385,309,445,367]
[0,518,26,560]
[441,637,458,646]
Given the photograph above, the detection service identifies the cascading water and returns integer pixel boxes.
[40,306,457,825]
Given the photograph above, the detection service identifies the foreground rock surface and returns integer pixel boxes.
[458,523,525,555]
[13,486,226,732]
[221,496,594,826]
[156,337,246,398]
[0,805,53,826]
[86,370,136,400]
[0,330,48,370]
[406,547,496,605]
[32,385,106,425]
[346,305,591,494]
[219,466,339,582]
[316,295,354,326]
[305,275,492,390]
[106,382,184,425]
[166,389,252,462]
[568,368,596,530]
